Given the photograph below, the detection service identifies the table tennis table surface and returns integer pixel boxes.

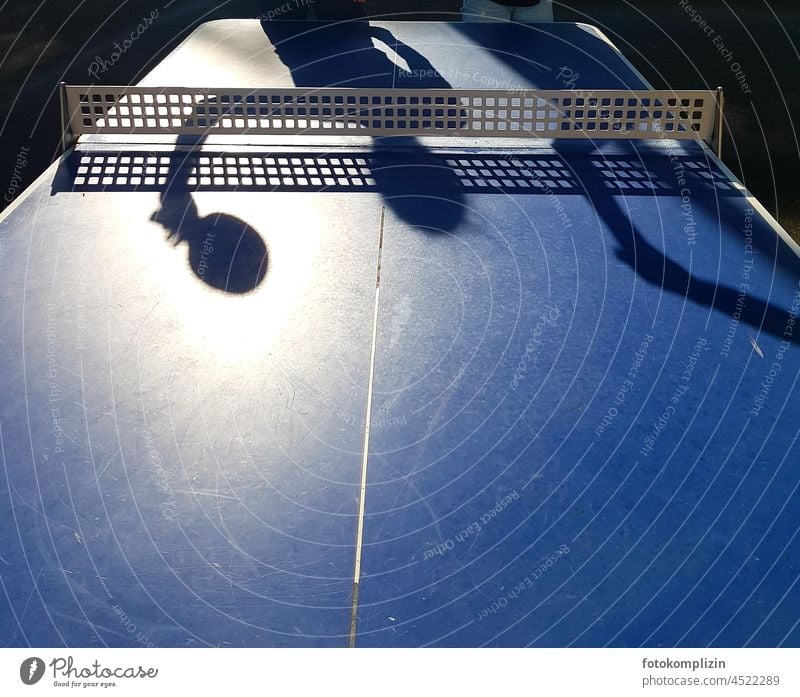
[1,20,799,648]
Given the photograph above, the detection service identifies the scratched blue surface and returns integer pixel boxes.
[355,138,800,647]
[0,168,380,647]
[0,20,798,648]
[351,23,800,647]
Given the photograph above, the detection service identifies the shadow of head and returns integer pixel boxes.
[151,193,267,294]
[259,22,466,232]
[371,145,466,232]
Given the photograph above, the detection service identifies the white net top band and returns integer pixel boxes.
[63,86,718,142]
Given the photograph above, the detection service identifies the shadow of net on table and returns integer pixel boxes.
[51,133,269,295]
[48,21,469,290]
[261,19,466,233]
[450,20,800,341]
[577,142,800,343]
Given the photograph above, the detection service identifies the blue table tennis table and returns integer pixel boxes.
[0,19,798,648]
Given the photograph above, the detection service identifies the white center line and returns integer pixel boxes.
[349,206,385,647]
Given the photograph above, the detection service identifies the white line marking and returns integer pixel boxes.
[349,207,385,647]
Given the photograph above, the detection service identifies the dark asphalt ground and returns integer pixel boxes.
[1,0,798,241]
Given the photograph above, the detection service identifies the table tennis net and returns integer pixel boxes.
[62,86,719,143]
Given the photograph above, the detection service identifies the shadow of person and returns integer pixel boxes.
[548,140,800,343]
[448,20,799,340]
[579,159,796,342]
[368,139,464,233]
[150,137,268,294]
[261,19,465,232]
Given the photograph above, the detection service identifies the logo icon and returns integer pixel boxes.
[20,658,45,686]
